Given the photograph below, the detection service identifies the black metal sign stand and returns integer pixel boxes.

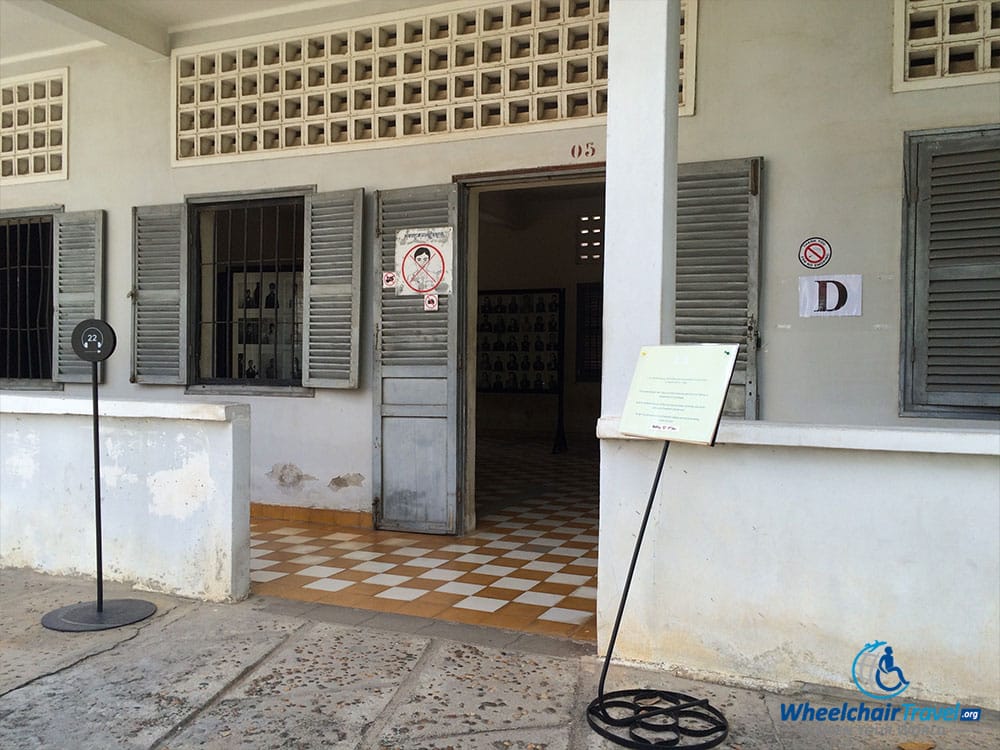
[586,441,729,748]
[42,320,156,632]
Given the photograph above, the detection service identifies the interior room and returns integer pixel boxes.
[473,181,605,527]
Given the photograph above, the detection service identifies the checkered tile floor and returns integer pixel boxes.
[250,436,599,640]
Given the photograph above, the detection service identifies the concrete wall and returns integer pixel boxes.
[600,0,1000,709]
[597,425,1000,709]
[0,395,250,601]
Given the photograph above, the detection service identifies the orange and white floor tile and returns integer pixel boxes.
[250,439,599,640]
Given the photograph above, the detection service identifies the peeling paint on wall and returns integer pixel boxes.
[328,473,365,491]
[147,453,214,520]
[3,429,39,482]
[267,463,316,488]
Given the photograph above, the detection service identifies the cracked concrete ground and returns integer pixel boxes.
[1,569,997,749]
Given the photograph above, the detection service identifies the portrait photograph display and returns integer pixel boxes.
[231,271,302,381]
[477,288,564,394]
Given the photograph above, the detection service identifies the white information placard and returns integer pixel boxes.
[619,344,739,445]
[395,227,453,296]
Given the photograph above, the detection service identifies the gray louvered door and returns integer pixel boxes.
[676,157,761,418]
[132,204,187,384]
[303,189,363,388]
[52,211,104,383]
[374,184,459,533]
[913,129,1000,408]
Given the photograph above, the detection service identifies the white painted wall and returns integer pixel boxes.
[677,0,1000,426]
[598,429,1000,708]
[600,0,1000,708]
[0,396,250,601]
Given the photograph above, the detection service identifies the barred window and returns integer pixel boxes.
[1,217,53,380]
[1,208,104,386]
[132,190,363,390]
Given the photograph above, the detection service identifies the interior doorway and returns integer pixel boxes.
[468,178,606,532]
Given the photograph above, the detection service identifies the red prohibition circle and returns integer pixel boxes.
[804,243,825,262]
[799,237,831,269]
[401,243,446,293]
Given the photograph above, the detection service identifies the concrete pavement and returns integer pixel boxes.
[1,568,996,749]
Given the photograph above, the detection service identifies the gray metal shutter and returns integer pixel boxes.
[52,210,104,383]
[303,189,363,388]
[912,129,1000,410]
[676,157,761,418]
[131,204,187,384]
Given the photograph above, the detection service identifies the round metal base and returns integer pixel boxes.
[41,599,157,632]
[587,689,729,749]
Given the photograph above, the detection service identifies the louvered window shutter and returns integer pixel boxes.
[676,157,761,418]
[303,189,363,388]
[132,204,187,384]
[377,186,455,368]
[53,211,104,383]
[909,128,1000,412]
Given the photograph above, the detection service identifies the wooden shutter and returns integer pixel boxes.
[302,189,363,388]
[52,210,104,383]
[373,184,459,534]
[911,128,1000,410]
[676,157,761,418]
[132,204,187,384]
[377,188,454,367]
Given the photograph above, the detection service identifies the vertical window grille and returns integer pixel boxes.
[193,198,304,384]
[0,216,53,379]
[576,213,604,264]
[576,281,602,381]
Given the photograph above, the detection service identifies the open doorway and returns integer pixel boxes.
[470,179,605,534]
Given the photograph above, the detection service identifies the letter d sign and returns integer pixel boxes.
[799,274,862,317]
[815,280,848,312]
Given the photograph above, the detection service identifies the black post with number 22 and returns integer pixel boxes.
[41,319,157,632]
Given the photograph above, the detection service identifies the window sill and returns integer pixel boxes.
[185,384,315,398]
[596,416,1000,456]
[1,394,246,422]
[0,380,64,392]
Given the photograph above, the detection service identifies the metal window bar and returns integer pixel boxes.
[194,198,303,384]
[1,217,53,380]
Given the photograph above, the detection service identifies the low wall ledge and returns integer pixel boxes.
[596,416,1000,456]
[0,394,249,423]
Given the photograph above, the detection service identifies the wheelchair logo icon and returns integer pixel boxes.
[851,640,910,700]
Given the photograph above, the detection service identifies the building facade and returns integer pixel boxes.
[1,0,998,708]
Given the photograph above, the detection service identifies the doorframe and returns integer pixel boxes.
[455,164,607,534]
